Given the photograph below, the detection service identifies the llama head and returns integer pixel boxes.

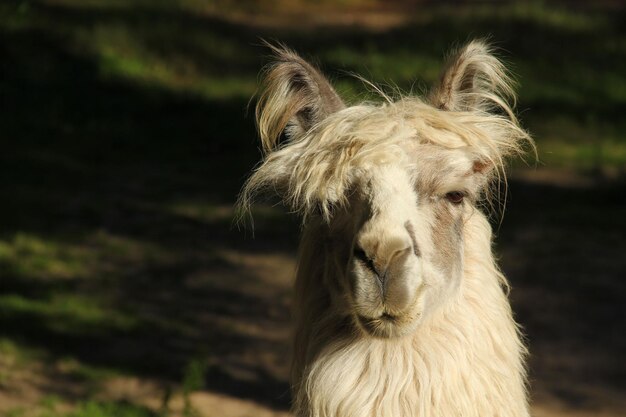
[239,41,532,338]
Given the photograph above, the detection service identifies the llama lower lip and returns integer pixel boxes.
[357,314,399,338]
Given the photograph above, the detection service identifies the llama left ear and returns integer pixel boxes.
[256,43,345,153]
[429,40,516,115]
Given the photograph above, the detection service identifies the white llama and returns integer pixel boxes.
[239,40,533,417]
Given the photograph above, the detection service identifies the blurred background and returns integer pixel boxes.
[0,0,624,416]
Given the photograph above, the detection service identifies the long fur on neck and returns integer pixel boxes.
[291,212,528,417]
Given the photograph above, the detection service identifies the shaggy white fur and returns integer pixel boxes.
[291,212,528,417]
[239,40,534,417]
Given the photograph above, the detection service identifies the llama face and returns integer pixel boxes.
[332,145,482,338]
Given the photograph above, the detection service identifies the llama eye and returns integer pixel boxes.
[445,191,465,205]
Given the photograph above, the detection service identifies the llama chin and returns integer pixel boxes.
[239,40,533,417]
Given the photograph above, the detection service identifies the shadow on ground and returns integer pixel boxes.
[0,5,294,410]
[501,178,626,411]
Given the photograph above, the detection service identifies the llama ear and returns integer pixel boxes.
[472,159,492,175]
[255,44,345,153]
[429,40,516,115]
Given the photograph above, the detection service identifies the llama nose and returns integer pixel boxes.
[354,243,413,289]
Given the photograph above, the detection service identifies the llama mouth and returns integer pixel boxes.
[358,313,397,323]
[356,313,402,338]
[379,312,397,321]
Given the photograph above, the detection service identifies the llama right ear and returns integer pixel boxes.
[428,40,515,117]
[255,44,345,153]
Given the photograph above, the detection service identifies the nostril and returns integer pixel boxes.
[387,246,413,268]
[353,246,368,262]
[353,246,379,277]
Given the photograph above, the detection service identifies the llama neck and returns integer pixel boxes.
[291,213,528,417]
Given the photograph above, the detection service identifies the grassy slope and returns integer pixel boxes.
[0,1,624,416]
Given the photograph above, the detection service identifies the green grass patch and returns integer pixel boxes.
[0,233,90,279]
[0,231,167,281]
[0,293,138,334]
[55,357,122,382]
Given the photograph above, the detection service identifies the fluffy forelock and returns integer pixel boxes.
[239,95,531,223]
